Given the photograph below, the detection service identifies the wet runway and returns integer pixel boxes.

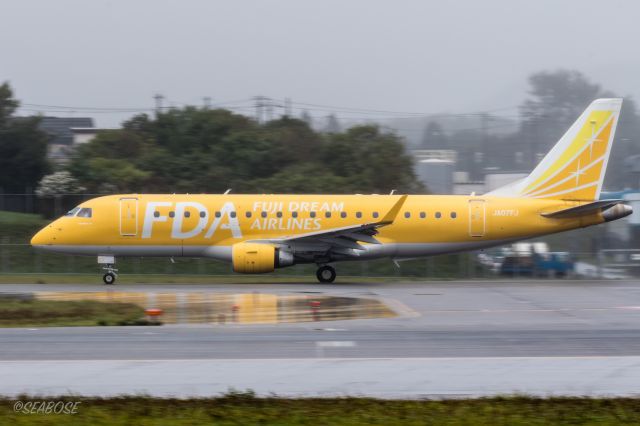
[2,279,640,397]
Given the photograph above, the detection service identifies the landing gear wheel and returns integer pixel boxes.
[316,265,336,283]
[103,272,116,285]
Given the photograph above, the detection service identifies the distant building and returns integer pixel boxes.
[37,117,103,163]
[412,150,456,194]
[452,171,484,195]
[484,172,528,193]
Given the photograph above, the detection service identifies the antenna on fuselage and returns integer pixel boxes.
[224,189,231,194]
[389,189,396,195]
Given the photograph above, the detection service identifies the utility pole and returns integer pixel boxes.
[476,112,490,179]
[266,98,274,122]
[284,97,292,117]
[253,96,266,124]
[480,112,489,166]
[153,93,164,115]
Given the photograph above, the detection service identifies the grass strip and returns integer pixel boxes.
[1,393,640,425]
[0,296,147,327]
[0,273,433,284]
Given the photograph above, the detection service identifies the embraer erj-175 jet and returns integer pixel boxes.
[31,99,632,284]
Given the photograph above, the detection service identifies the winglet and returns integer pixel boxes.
[380,195,407,224]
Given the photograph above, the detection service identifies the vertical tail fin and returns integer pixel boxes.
[489,98,623,200]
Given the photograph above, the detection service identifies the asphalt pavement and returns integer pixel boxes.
[2,279,640,397]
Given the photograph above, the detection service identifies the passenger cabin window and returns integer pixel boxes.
[168,211,175,218]
[199,211,206,218]
[246,212,252,218]
[153,211,160,218]
[77,208,92,218]
[277,211,283,218]
[65,207,80,217]
[420,212,426,219]
[230,211,237,218]
[215,211,221,218]
[325,212,331,218]
[450,212,457,219]
[435,212,442,219]
[292,211,298,218]
[310,211,316,218]
[372,212,379,219]
[340,212,347,218]
[184,211,191,218]
[356,212,362,218]
[404,212,410,219]
[261,211,267,218]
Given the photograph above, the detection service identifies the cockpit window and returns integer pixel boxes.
[77,208,92,218]
[65,207,80,217]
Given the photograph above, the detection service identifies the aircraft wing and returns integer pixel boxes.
[249,195,407,258]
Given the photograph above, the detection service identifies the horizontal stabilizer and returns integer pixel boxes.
[541,199,624,218]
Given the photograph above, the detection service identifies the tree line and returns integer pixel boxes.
[2,69,640,200]
[0,83,421,196]
[420,70,640,189]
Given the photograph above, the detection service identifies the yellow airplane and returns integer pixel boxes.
[31,99,631,284]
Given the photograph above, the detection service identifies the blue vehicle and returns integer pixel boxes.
[500,251,574,278]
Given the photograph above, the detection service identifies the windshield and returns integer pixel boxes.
[64,207,80,217]
[77,208,92,218]
[63,207,92,218]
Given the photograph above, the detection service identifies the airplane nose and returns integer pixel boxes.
[31,226,54,247]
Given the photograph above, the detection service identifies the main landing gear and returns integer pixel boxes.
[316,265,336,283]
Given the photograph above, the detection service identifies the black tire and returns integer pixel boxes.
[103,272,116,285]
[316,265,336,283]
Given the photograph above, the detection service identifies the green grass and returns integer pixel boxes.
[0,296,146,327]
[0,273,492,284]
[0,211,46,228]
[1,394,640,425]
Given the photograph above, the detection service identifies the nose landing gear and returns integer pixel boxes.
[98,255,118,285]
[102,269,117,285]
[316,265,336,283]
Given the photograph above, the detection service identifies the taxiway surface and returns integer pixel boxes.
[2,279,640,397]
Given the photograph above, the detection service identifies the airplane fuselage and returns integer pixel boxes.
[31,193,607,262]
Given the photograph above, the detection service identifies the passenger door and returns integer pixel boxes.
[119,197,138,236]
[468,199,486,237]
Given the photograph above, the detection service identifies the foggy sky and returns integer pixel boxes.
[2,0,638,127]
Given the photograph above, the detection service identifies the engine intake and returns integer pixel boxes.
[232,242,294,273]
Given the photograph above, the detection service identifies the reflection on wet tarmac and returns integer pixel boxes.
[35,291,395,324]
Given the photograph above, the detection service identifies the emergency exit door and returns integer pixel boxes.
[119,198,138,236]
[468,199,486,237]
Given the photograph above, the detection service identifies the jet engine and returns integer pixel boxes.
[602,203,633,222]
[231,242,294,273]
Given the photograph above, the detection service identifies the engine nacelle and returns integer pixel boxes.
[232,242,294,274]
[602,203,633,222]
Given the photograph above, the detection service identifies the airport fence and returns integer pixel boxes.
[0,242,633,280]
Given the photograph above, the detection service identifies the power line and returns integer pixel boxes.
[19,98,254,112]
[291,100,519,117]
[17,96,523,127]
